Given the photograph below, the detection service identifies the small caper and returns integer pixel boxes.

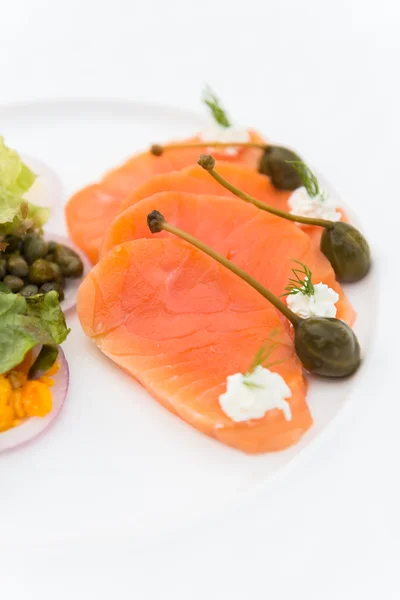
[28,259,56,284]
[60,256,83,278]
[47,241,57,253]
[20,284,39,297]
[48,261,64,283]
[53,244,83,278]
[40,281,65,301]
[320,222,371,283]
[23,234,48,264]
[4,274,24,293]
[0,258,7,279]
[258,145,303,190]
[7,255,29,278]
[3,235,23,254]
[294,317,361,377]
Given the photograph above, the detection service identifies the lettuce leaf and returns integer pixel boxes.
[0,291,70,374]
[0,136,49,237]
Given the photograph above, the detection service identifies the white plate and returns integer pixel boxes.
[0,99,377,549]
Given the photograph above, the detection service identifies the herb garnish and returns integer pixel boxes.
[202,86,231,128]
[282,261,314,298]
[286,160,325,200]
[243,331,283,389]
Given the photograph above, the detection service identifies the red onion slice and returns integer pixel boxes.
[43,232,91,312]
[0,347,69,453]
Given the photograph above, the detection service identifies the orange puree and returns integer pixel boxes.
[0,357,59,433]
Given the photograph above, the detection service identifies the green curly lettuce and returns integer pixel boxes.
[0,136,49,238]
[0,291,70,374]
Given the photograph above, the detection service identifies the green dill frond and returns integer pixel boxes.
[202,85,231,128]
[245,330,280,376]
[282,260,315,297]
[243,380,264,390]
[286,161,324,199]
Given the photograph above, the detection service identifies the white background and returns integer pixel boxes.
[1,1,399,598]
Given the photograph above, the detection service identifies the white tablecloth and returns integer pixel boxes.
[1,1,399,598]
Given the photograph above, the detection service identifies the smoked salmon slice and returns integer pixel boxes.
[101,192,355,326]
[77,238,311,453]
[116,163,347,246]
[65,132,264,264]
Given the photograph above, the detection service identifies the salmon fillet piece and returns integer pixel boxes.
[65,132,264,264]
[77,238,311,454]
[116,162,348,246]
[101,192,355,326]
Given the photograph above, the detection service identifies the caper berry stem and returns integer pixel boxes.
[197,154,334,229]
[150,141,267,157]
[147,210,301,327]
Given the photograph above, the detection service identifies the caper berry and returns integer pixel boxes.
[4,274,24,293]
[258,145,303,190]
[294,317,361,377]
[0,258,7,279]
[20,284,39,297]
[320,222,371,283]
[48,261,64,283]
[60,256,83,278]
[28,259,56,285]
[53,244,83,278]
[40,281,65,301]
[23,234,48,264]
[7,255,29,278]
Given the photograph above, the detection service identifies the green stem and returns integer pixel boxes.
[150,141,267,155]
[156,218,300,327]
[201,159,334,229]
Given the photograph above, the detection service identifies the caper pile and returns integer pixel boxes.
[0,232,84,300]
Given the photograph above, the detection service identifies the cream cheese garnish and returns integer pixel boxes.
[219,366,292,423]
[289,186,341,222]
[287,282,339,319]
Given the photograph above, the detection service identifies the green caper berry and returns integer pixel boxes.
[20,284,39,297]
[61,256,83,278]
[294,317,361,377]
[320,222,371,283]
[40,281,65,301]
[4,274,24,293]
[7,255,29,278]
[28,259,56,285]
[23,234,48,264]
[258,145,303,190]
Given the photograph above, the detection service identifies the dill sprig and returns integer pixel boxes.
[202,86,231,128]
[286,160,324,199]
[282,260,315,297]
[243,330,284,390]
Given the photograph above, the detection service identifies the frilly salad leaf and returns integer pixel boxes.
[0,291,70,374]
[0,136,49,237]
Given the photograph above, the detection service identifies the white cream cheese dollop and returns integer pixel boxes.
[200,122,250,156]
[287,283,339,319]
[289,186,341,222]
[219,366,292,423]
